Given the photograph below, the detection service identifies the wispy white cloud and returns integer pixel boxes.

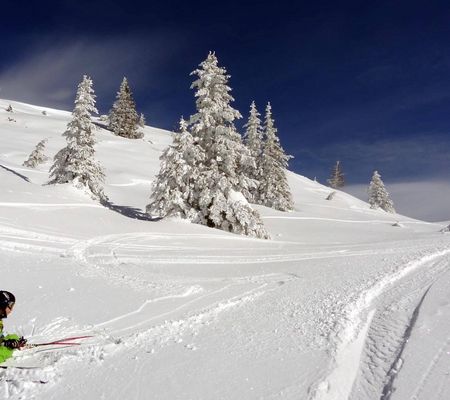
[345,180,450,222]
[0,33,183,112]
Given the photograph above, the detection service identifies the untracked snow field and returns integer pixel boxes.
[0,99,449,399]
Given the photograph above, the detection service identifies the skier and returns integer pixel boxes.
[0,291,27,363]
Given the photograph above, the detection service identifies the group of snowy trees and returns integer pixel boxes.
[147,52,294,239]
[21,51,397,239]
[22,75,145,200]
[325,161,395,213]
[23,53,292,239]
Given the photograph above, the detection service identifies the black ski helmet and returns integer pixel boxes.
[0,291,15,309]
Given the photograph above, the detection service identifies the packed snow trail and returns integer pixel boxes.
[310,248,450,400]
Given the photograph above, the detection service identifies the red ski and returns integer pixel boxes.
[26,335,93,348]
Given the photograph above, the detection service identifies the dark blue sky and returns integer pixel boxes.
[1,0,449,206]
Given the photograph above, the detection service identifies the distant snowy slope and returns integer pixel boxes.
[0,98,430,226]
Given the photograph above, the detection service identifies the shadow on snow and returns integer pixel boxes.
[101,200,161,222]
[0,164,30,182]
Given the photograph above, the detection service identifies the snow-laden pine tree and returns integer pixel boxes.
[243,101,263,202]
[188,52,269,238]
[146,117,204,219]
[23,139,49,168]
[138,113,146,128]
[367,170,395,212]
[327,160,345,189]
[258,102,294,211]
[48,75,106,200]
[108,77,143,139]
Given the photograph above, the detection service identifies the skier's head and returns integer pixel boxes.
[0,291,15,318]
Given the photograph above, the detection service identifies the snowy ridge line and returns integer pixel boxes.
[310,247,450,400]
[262,216,433,225]
[81,247,417,266]
[0,202,102,208]
[0,241,65,255]
[0,233,71,244]
[0,224,76,242]
[0,225,76,254]
[70,230,272,242]
[0,162,48,174]
[108,178,152,187]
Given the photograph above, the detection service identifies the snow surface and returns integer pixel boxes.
[0,98,449,399]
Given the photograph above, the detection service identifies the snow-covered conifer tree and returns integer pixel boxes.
[243,101,263,202]
[23,139,49,168]
[146,117,204,220]
[367,170,395,212]
[327,160,345,189]
[258,102,294,211]
[189,52,269,238]
[138,113,146,128]
[108,77,143,139]
[48,75,106,200]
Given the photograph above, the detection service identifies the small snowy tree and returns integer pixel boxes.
[367,170,395,212]
[5,104,13,113]
[189,52,269,238]
[108,77,143,139]
[48,75,106,200]
[146,117,204,219]
[243,101,263,202]
[23,139,49,168]
[138,113,146,128]
[258,102,294,211]
[327,160,345,189]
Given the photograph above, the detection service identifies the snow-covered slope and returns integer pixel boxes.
[0,99,449,399]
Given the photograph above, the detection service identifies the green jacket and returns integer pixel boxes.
[0,318,19,363]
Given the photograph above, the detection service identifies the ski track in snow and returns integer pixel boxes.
[1,232,449,398]
[309,248,450,400]
[0,229,295,399]
[21,232,445,400]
